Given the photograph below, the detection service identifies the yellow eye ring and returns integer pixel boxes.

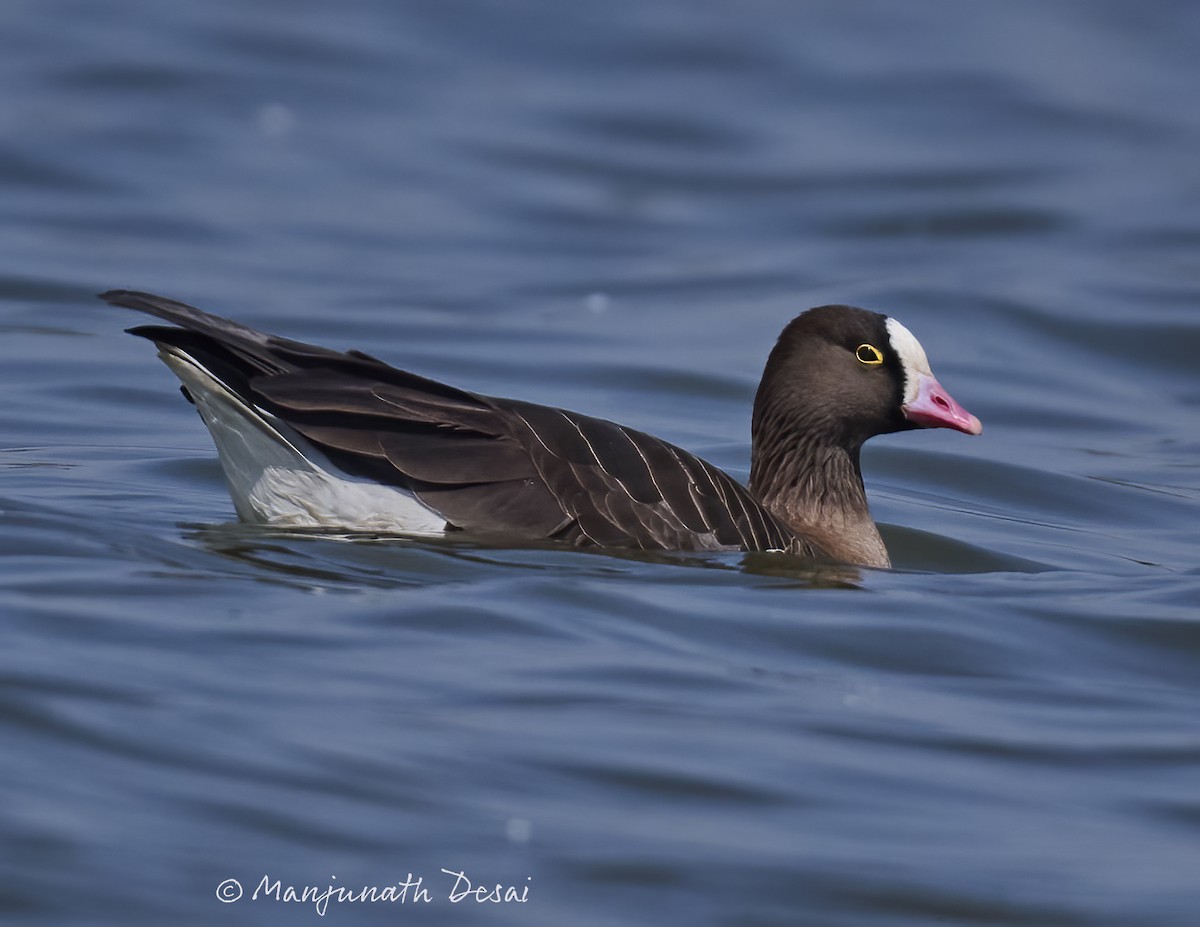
[855,343,884,366]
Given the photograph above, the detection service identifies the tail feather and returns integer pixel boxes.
[103,290,279,348]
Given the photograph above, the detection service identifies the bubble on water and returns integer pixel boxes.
[584,292,610,314]
[505,817,532,844]
[257,103,296,139]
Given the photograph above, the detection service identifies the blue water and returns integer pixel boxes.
[2,2,1198,925]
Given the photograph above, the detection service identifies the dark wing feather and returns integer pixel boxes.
[501,401,806,553]
[105,290,813,554]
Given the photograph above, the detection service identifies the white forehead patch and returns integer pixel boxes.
[885,317,932,404]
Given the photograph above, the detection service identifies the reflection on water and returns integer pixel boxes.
[185,522,869,590]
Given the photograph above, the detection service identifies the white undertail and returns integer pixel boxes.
[157,347,448,535]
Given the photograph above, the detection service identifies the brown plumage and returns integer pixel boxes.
[103,290,981,567]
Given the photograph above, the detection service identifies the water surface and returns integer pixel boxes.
[1,2,1198,925]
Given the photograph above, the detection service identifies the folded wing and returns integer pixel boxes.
[104,290,814,555]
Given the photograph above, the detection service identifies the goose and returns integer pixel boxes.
[102,290,980,568]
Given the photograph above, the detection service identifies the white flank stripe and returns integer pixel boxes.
[158,347,447,535]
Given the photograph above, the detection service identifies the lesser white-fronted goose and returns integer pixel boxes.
[103,290,980,568]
